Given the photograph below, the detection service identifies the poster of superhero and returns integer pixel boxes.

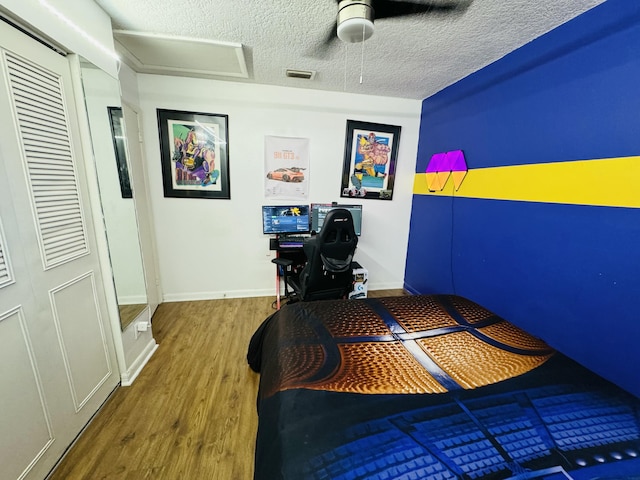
[157,109,230,199]
[340,120,401,200]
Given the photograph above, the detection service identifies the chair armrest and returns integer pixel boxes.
[271,258,293,267]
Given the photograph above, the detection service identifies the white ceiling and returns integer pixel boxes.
[95,0,606,100]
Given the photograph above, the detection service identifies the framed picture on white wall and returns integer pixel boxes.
[157,109,230,199]
[341,120,401,200]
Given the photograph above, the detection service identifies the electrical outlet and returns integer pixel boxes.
[134,320,149,339]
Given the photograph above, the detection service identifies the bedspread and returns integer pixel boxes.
[248,295,640,480]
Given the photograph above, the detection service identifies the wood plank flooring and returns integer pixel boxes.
[118,303,147,330]
[48,290,405,480]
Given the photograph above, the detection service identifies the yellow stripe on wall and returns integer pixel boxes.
[413,156,640,208]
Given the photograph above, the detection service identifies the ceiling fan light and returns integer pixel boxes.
[337,17,374,43]
[337,1,375,43]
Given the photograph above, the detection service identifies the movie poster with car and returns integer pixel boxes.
[264,136,309,199]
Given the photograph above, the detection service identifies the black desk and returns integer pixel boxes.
[269,235,308,249]
[269,236,310,268]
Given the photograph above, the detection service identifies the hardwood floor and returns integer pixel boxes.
[48,290,405,480]
[118,303,147,330]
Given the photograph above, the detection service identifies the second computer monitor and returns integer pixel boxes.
[311,203,362,236]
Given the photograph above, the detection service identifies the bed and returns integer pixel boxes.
[247,294,640,480]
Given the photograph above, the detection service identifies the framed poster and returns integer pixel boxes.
[107,106,132,199]
[157,109,230,199]
[340,120,401,200]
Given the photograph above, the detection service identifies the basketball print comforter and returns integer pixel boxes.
[247,295,640,480]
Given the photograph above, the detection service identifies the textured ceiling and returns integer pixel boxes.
[94,0,606,100]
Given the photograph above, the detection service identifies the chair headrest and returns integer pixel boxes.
[319,208,356,236]
[314,209,358,273]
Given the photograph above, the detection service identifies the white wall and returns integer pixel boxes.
[0,0,117,77]
[137,75,421,301]
[119,61,141,108]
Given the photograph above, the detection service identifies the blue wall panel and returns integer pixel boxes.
[404,195,453,295]
[416,3,640,171]
[406,0,640,397]
[451,198,640,372]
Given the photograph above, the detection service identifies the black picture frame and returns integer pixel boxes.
[107,106,132,199]
[340,120,401,200]
[157,109,230,199]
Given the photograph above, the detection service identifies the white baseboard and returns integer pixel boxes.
[117,294,148,305]
[368,282,404,291]
[120,338,158,386]
[161,283,404,303]
[162,289,274,303]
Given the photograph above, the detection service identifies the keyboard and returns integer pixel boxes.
[278,236,307,248]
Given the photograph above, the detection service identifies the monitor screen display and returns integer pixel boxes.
[311,203,362,236]
[262,205,310,235]
[310,203,332,233]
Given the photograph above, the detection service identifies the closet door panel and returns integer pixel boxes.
[4,51,90,269]
[0,219,14,288]
[0,307,53,480]
[49,272,112,410]
[0,134,57,480]
[0,19,119,480]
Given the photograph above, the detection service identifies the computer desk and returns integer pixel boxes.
[269,236,309,309]
[269,235,368,307]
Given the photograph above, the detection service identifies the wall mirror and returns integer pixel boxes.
[79,60,148,330]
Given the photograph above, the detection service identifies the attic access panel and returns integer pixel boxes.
[113,30,248,78]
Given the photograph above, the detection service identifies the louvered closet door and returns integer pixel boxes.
[0,21,119,480]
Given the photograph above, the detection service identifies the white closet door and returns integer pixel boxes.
[0,21,119,480]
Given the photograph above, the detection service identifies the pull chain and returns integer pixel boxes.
[359,22,365,84]
[344,41,348,91]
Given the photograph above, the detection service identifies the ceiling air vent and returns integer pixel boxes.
[285,69,316,80]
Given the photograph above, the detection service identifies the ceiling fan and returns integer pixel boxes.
[326,0,471,45]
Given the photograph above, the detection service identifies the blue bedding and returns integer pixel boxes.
[248,295,640,480]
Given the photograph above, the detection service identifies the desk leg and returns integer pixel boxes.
[276,266,281,310]
[275,252,281,310]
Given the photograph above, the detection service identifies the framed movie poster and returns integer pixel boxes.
[340,120,401,200]
[157,109,230,199]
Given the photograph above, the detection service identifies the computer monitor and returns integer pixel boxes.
[310,203,331,233]
[262,205,310,235]
[311,203,362,236]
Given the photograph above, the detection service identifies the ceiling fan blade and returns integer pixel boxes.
[321,23,338,46]
[312,0,470,57]
[305,24,339,58]
[374,0,469,20]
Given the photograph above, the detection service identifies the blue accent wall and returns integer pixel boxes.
[405,0,640,397]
